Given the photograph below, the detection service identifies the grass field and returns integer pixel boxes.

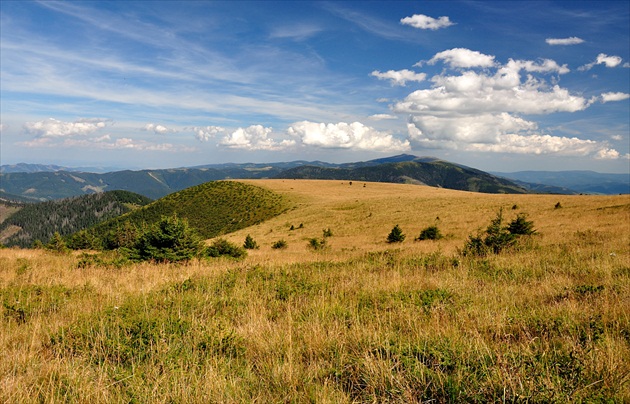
[1,180,628,402]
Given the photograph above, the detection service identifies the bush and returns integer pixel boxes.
[206,238,247,259]
[46,232,69,254]
[462,209,536,256]
[243,234,259,250]
[507,213,536,235]
[322,228,333,238]
[127,215,204,263]
[272,239,288,249]
[416,225,442,241]
[308,237,327,251]
[387,224,405,243]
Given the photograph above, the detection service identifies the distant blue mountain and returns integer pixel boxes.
[492,170,629,195]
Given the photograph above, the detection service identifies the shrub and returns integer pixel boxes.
[416,225,442,241]
[507,213,536,235]
[387,224,405,243]
[462,209,536,256]
[555,202,562,209]
[272,239,288,249]
[128,215,204,263]
[206,238,247,259]
[308,237,327,251]
[243,234,259,250]
[46,232,69,254]
[322,228,333,238]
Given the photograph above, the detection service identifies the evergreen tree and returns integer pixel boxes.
[128,215,203,263]
[243,234,259,250]
[387,224,405,243]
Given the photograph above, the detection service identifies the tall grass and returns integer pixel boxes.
[1,180,628,402]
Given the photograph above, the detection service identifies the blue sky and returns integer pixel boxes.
[1,1,629,172]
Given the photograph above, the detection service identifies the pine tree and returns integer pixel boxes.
[387,224,405,243]
[243,234,259,250]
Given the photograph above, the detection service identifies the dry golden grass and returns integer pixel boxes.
[1,180,628,402]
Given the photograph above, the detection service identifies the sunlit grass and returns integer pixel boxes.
[1,180,628,402]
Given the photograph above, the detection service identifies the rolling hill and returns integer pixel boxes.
[86,180,289,243]
[275,159,528,194]
[0,190,152,247]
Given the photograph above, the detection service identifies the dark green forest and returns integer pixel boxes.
[0,191,152,247]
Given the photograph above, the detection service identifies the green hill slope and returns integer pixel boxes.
[276,160,528,194]
[0,191,152,247]
[89,180,289,242]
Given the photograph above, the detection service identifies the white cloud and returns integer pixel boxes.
[400,14,454,30]
[579,53,624,71]
[369,114,398,121]
[545,37,584,45]
[601,92,630,103]
[193,126,225,142]
[0,123,6,134]
[143,123,174,134]
[611,135,623,141]
[395,71,588,116]
[23,118,109,138]
[624,62,630,68]
[510,59,570,74]
[370,69,426,86]
[288,121,410,152]
[425,48,495,69]
[392,49,623,159]
[220,125,295,151]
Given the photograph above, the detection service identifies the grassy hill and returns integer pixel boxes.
[89,180,289,241]
[0,180,628,402]
[276,160,528,194]
[0,191,152,247]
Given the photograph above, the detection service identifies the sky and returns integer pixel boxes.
[1,1,629,173]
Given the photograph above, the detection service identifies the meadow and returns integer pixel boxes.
[1,179,628,402]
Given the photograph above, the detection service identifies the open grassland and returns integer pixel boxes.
[1,180,629,402]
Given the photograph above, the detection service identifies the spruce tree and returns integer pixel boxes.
[387,224,405,243]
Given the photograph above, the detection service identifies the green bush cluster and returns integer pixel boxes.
[462,209,536,256]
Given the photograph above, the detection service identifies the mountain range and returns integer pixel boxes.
[1,155,627,202]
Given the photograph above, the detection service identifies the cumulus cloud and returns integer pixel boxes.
[370,69,426,86]
[23,118,109,138]
[545,37,584,45]
[579,53,624,71]
[143,123,174,134]
[511,59,570,74]
[288,121,410,152]
[220,125,295,151]
[193,125,225,142]
[600,92,630,103]
[387,48,623,159]
[425,48,495,69]
[400,14,454,30]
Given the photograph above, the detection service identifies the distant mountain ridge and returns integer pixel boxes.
[0,163,121,174]
[3,154,625,200]
[276,158,527,194]
[492,170,630,195]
